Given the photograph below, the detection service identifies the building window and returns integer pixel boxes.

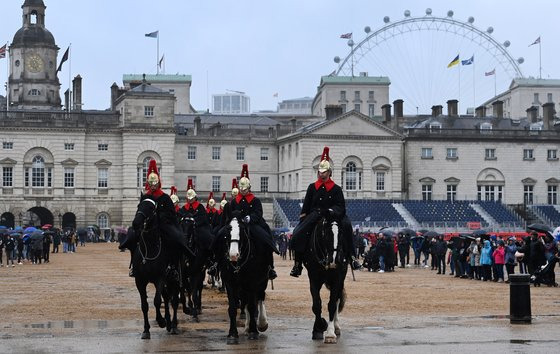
[288,144,292,159]
[368,104,375,117]
[547,149,558,160]
[447,185,457,201]
[261,176,269,192]
[32,155,45,187]
[548,185,558,205]
[64,167,74,188]
[281,146,285,161]
[212,176,221,192]
[354,91,360,101]
[422,185,432,201]
[368,91,374,101]
[354,103,361,112]
[523,149,534,160]
[485,148,496,160]
[212,147,221,160]
[340,104,346,112]
[421,148,433,159]
[295,173,299,191]
[295,143,299,157]
[2,167,13,187]
[340,91,346,101]
[144,106,154,117]
[187,146,197,160]
[138,157,152,187]
[288,174,292,191]
[344,162,357,191]
[64,143,74,151]
[98,143,108,151]
[446,148,458,159]
[376,172,385,191]
[548,93,553,103]
[3,142,13,149]
[260,148,269,161]
[236,147,245,161]
[98,168,108,188]
[533,93,539,104]
[97,214,109,229]
[29,89,41,96]
[281,175,285,190]
[477,185,503,201]
[524,185,534,205]
[480,122,493,131]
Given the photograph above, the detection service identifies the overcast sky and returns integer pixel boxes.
[1,0,557,113]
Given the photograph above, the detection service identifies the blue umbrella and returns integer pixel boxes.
[0,225,7,230]
[14,226,23,232]
[24,226,37,233]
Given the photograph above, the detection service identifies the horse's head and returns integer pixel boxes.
[179,214,196,247]
[228,218,241,262]
[312,217,340,268]
[132,196,157,231]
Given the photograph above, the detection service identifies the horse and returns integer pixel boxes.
[131,196,181,339]
[217,217,270,345]
[303,216,348,344]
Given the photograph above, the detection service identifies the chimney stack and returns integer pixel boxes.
[381,104,392,124]
[492,100,504,118]
[431,105,443,117]
[290,118,297,132]
[194,116,201,136]
[475,105,487,118]
[110,83,119,111]
[542,102,555,130]
[72,75,82,111]
[64,89,70,112]
[447,99,458,117]
[325,105,343,120]
[526,106,538,123]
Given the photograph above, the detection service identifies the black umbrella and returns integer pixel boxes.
[417,229,429,235]
[378,228,396,237]
[423,231,439,238]
[399,228,417,238]
[471,229,489,237]
[527,223,553,235]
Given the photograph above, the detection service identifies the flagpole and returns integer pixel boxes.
[494,71,497,97]
[458,56,461,115]
[538,37,542,79]
[473,59,476,109]
[6,41,9,112]
[68,43,72,112]
[156,33,160,75]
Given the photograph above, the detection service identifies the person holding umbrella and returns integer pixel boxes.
[5,234,16,267]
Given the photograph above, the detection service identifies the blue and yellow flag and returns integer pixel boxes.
[447,54,460,68]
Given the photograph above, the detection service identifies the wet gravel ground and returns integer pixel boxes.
[1,243,560,353]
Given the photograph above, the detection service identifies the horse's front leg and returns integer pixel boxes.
[225,281,239,345]
[169,285,180,335]
[257,299,268,332]
[154,284,166,328]
[135,279,151,339]
[246,292,259,340]
[324,291,340,344]
[309,276,327,340]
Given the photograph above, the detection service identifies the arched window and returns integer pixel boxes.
[138,156,153,187]
[32,155,45,187]
[345,162,357,191]
[97,213,109,229]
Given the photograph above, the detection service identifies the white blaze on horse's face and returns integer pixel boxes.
[229,218,240,262]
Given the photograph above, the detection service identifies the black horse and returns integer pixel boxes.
[131,196,181,339]
[178,215,212,322]
[303,216,348,343]
[217,218,270,345]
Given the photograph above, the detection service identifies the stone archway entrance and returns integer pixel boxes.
[62,213,76,230]
[0,212,15,228]
[24,207,54,228]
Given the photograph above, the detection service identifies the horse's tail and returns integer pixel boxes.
[338,286,346,314]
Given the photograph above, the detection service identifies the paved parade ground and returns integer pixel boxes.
[1,243,560,353]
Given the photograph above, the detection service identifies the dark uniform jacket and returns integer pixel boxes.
[230,192,278,253]
[179,201,214,250]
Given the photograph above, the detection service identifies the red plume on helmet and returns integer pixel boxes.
[187,178,194,191]
[145,159,161,190]
[206,192,215,208]
[170,186,177,196]
[232,178,239,189]
[241,164,249,179]
[221,192,227,201]
[320,147,329,162]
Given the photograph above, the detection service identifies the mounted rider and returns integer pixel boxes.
[229,164,279,280]
[178,179,215,250]
[206,192,220,230]
[119,159,192,276]
[170,185,180,214]
[290,147,360,277]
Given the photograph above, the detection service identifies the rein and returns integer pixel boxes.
[137,199,162,264]
[311,218,338,269]
[229,221,251,273]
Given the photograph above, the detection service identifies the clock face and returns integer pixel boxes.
[26,54,44,73]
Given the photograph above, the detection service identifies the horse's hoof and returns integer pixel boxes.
[170,327,180,335]
[227,336,239,345]
[248,332,259,340]
[193,316,200,323]
[141,332,151,340]
[312,331,323,340]
[237,319,245,327]
[258,323,268,332]
[183,307,191,315]
[324,335,337,344]
[335,328,341,336]
[157,318,166,328]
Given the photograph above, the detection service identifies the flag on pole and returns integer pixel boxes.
[57,46,69,72]
[0,44,6,59]
[145,30,159,38]
[461,55,474,65]
[485,69,495,76]
[273,93,278,97]
[158,54,164,68]
[529,36,540,46]
[340,32,352,39]
[447,54,460,68]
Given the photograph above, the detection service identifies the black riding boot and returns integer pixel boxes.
[128,248,136,277]
[290,252,303,277]
[268,252,277,280]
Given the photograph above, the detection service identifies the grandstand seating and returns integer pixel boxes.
[477,201,519,223]
[402,200,483,223]
[532,205,560,225]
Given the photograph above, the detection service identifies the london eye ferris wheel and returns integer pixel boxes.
[333,9,525,115]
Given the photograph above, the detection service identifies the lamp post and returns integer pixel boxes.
[18,212,23,226]
[58,213,62,229]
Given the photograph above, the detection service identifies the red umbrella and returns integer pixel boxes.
[41,224,53,230]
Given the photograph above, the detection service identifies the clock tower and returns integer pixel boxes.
[8,0,62,110]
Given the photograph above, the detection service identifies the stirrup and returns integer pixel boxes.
[268,268,277,280]
[128,267,135,277]
[290,263,302,277]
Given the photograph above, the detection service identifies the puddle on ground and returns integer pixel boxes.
[21,319,142,330]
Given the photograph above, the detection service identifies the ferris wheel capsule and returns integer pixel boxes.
[404,10,411,17]
[383,16,390,24]
[334,56,340,64]
[364,26,371,34]
[425,8,432,16]
[468,16,475,24]
[487,26,494,34]
[503,40,510,47]
[447,10,454,18]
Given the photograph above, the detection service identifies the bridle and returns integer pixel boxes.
[137,198,162,264]
[311,217,340,269]
[228,218,251,273]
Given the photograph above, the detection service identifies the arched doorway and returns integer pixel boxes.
[62,213,76,230]
[0,212,15,228]
[25,207,54,228]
